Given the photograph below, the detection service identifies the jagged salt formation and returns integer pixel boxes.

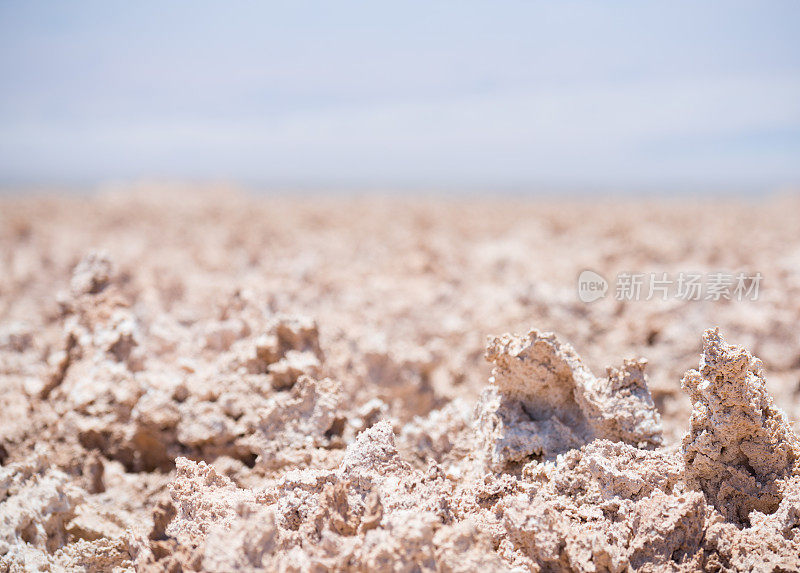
[7,323,800,571]
[154,422,504,572]
[682,327,800,524]
[0,450,82,556]
[475,329,662,470]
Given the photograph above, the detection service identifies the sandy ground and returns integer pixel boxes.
[2,187,800,571]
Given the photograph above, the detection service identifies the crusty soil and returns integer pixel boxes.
[2,187,800,571]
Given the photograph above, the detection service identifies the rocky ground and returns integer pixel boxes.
[2,186,800,571]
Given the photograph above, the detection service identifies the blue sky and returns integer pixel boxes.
[1,1,799,192]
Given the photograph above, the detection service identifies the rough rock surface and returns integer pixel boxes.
[3,191,800,571]
[682,327,800,524]
[476,329,662,470]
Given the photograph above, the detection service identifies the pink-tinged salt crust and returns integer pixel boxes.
[2,188,800,571]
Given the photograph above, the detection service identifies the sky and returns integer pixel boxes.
[1,1,799,193]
